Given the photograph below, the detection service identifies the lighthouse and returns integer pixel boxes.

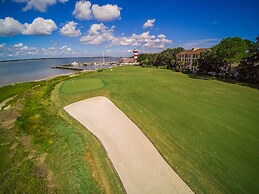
[133,48,138,62]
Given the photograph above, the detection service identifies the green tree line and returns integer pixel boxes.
[138,47,184,69]
[196,36,259,82]
[138,36,259,82]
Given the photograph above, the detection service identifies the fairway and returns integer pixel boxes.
[58,66,259,193]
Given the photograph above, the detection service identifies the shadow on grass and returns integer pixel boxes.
[188,74,259,90]
[188,74,213,80]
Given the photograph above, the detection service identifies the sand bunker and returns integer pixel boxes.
[64,96,193,194]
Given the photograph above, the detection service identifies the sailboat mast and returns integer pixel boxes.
[102,51,105,65]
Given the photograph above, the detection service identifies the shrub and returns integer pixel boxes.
[182,69,192,74]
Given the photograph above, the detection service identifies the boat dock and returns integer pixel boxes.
[50,61,119,71]
[51,66,85,71]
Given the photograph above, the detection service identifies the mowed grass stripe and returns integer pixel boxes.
[59,66,259,193]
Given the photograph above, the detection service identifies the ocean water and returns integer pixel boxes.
[0,57,118,87]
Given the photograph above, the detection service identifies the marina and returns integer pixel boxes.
[0,57,119,86]
[51,61,118,71]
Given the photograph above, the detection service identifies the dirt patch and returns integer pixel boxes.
[0,105,20,130]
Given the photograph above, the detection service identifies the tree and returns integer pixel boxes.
[237,36,259,82]
[196,49,221,74]
[214,37,247,78]
[155,47,184,69]
[196,37,248,78]
[138,53,158,67]
[138,47,184,68]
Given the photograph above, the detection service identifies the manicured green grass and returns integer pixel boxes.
[60,78,104,94]
[1,66,258,193]
[58,66,259,193]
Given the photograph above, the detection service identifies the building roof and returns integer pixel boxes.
[119,57,134,63]
[177,48,208,56]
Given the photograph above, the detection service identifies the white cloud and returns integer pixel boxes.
[13,0,69,12]
[143,34,172,49]
[92,4,121,21]
[60,21,81,37]
[0,17,25,36]
[0,44,82,60]
[0,17,57,36]
[72,1,121,21]
[22,0,56,12]
[80,23,115,45]
[79,23,172,49]
[60,45,72,51]
[60,45,73,54]
[143,19,155,28]
[20,45,29,50]
[111,36,133,46]
[73,0,92,20]
[111,31,171,49]
[14,43,23,47]
[17,44,36,51]
[23,17,58,35]
[0,43,5,48]
[158,34,166,39]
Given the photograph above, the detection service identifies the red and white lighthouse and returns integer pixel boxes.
[133,48,138,62]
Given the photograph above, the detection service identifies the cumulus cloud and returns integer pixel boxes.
[13,0,69,12]
[80,23,115,44]
[112,31,171,49]
[60,21,81,37]
[14,43,37,51]
[143,19,155,28]
[20,45,29,50]
[92,4,121,21]
[14,43,24,47]
[0,17,57,36]
[60,45,73,53]
[72,0,121,21]
[23,17,57,35]
[143,34,172,49]
[73,0,92,20]
[79,23,172,49]
[0,17,25,36]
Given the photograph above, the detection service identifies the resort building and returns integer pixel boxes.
[176,48,208,73]
[119,57,135,63]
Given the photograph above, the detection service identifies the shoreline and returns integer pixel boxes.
[0,70,94,88]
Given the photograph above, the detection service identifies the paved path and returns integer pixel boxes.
[64,96,194,194]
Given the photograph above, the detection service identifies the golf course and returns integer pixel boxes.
[1,66,259,193]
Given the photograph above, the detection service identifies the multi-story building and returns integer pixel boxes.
[176,48,208,73]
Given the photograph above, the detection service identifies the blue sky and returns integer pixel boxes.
[0,0,258,60]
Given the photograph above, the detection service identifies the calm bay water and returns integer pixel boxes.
[0,57,118,87]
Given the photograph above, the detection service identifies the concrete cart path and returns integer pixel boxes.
[64,96,194,194]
